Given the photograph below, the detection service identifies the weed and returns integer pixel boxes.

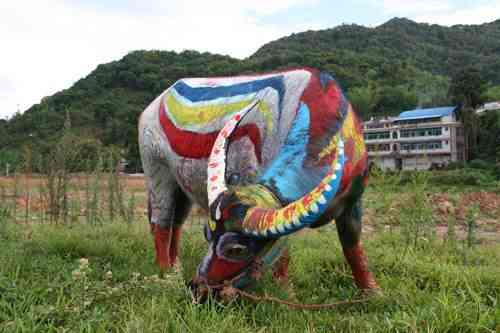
[0,222,498,332]
[399,172,435,254]
[0,131,499,331]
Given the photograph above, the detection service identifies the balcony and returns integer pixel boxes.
[364,137,394,144]
[367,150,393,156]
[397,134,450,142]
[398,148,451,155]
[364,125,397,132]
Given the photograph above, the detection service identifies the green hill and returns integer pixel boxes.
[251,18,500,84]
[1,18,500,171]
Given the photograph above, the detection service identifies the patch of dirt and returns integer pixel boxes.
[2,175,499,243]
[0,174,148,216]
[431,191,500,222]
[363,191,500,243]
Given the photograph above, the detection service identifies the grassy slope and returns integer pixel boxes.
[0,219,499,332]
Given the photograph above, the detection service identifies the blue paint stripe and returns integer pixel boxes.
[300,152,345,225]
[262,150,345,238]
[173,76,285,104]
[259,103,329,203]
[319,71,335,89]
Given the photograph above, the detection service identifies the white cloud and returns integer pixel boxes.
[0,0,317,119]
[1,0,497,119]
[414,1,500,26]
[373,0,500,26]
[374,0,453,16]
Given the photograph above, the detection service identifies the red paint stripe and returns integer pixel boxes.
[153,225,172,269]
[206,255,248,282]
[300,68,342,144]
[159,102,262,162]
[343,244,379,290]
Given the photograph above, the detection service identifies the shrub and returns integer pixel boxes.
[467,159,494,170]
[428,168,496,186]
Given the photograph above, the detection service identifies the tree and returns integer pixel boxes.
[414,72,451,107]
[348,84,377,119]
[449,67,487,160]
[449,67,487,108]
[483,85,500,102]
[374,85,417,117]
[476,110,500,164]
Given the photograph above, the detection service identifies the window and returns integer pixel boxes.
[364,131,391,141]
[392,131,398,139]
[367,123,386,129]
[401,141,442,151]
[366,144,391,152]
[400,127,442,138]
[395,117,440,126]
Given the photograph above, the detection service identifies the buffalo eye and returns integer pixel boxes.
[221,243,251,261]
[227,173,240,185]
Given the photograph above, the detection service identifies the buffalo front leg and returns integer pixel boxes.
[272,249,290,284]
[336,200,379,291]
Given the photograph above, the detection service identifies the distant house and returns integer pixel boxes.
[476,101,500,114]
[363,106,466,170]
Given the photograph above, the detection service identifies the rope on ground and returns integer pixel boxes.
[220,284,374,310]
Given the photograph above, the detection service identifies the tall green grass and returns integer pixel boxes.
[0,221,498,332]
[0,130,499,332]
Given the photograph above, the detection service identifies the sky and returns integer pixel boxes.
[1,0,499,119]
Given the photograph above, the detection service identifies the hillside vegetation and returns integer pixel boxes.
[252,18,500,85]
[1,18,500,171]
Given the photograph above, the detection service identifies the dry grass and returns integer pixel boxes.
[1,173,499,241]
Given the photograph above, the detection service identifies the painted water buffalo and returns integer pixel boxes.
[138,68,379,296]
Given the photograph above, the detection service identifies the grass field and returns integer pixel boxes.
[0,173,499,332]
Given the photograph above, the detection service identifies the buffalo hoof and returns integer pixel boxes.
[361,287,384,298]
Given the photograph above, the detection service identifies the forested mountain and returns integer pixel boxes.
[1,18,500,170]
[251,18,500,84]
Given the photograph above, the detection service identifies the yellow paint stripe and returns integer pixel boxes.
[341,107,365,163]
[165,93,253,127]
[165,93,275,132]
[258,101,274,132]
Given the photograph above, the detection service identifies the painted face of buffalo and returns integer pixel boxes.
[190,188,285,299]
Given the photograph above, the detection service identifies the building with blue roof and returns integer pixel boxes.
[396,106,457,122]
[363,106,466,170]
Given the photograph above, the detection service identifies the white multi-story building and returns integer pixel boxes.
[363,106,466,170]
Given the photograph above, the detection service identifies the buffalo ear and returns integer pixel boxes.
[209,194,224,223]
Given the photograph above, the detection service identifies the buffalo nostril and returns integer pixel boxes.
[188,277,223,304]
[188,278,208,304]
[188,277,227,304]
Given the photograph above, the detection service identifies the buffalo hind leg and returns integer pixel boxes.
[140,112,192,271]
[336,200,379,291]
[148,187,192,271]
